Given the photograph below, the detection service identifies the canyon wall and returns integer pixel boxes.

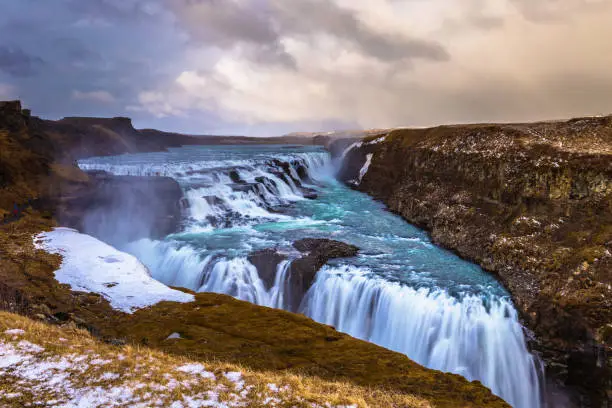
[336,117,612,407]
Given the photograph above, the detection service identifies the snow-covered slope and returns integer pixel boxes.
[1,312,429,408]
[33,228,194,313]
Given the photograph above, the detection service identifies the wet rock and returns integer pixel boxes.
[295,164,312,183]
[180,197,191,210]
[229,170,246,184]
[286,239,359,312]
[271,159,303,188]
[247,239,359,312]
[56,172,184,245]
[255,176,279,195]
[203,196,225,207]
[293,238,359,258]
[247,249,288,290]
[270,171,294,188]
[229,183,259,194]
[302,189,318,200]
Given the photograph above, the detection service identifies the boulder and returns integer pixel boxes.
[229,170,246,184]
[247,249,288,290]
[286,239,359,312]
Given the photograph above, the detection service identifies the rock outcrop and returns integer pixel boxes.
[247,249,288,289]
[287,239,359,311]
[336,117,612,407]
[55,171,184,245]
[248,239,359,312]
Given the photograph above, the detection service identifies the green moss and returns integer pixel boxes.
[592,225,612,246]
[575,246,607,264]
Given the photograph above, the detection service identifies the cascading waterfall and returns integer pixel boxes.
[199,258,291,309]
[302,266,542,408]
[357,154,373,184]
[79,145,543,408]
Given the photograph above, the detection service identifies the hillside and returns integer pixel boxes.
[337,116,612,406]
[0,101,509,407]
[0,311,431,408]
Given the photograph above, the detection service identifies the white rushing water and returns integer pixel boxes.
[79,146,543,408]
[357,153,373,184]
[303,266,541,408]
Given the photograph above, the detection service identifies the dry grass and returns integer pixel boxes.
[0,311,431,408]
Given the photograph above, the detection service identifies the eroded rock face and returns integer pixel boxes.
[56,171,183,245]
[334,117,612,407]
[247,249,288,290]
[248,239,359,312]
[286,239,359,312]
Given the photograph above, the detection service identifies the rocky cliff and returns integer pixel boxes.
[336,116,612,407]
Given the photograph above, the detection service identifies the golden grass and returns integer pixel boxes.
[0,311,431,408]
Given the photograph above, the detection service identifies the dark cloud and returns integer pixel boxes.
[272,0,449,62]
[170,0,449,65]
[174,0,277,46]
[0,46,44,77]
[52,38,103,65]
[65,0,166,23]
[0,0,186,121]
[1,0,611,136]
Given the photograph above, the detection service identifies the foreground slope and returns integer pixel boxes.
[0,101,508,407]
[0,311,430,408]
[338,116,612,406]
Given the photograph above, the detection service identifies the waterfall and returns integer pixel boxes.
[302,266,542,408]
[80,150,333,231]
[79,146,543,408]
[357,153,373,184]
[126,239,542,408]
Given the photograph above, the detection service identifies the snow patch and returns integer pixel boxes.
[358,154,374,184]
[1,337,360,408]
[366,136,386,145]
[175,363,215,380]
[4,329,25,336]
[33,228,194,313]
[224,371,245,390]
[17,340,45,353]
[99,372,121,381]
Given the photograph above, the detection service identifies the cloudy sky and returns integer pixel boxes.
[1,0,611,135]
